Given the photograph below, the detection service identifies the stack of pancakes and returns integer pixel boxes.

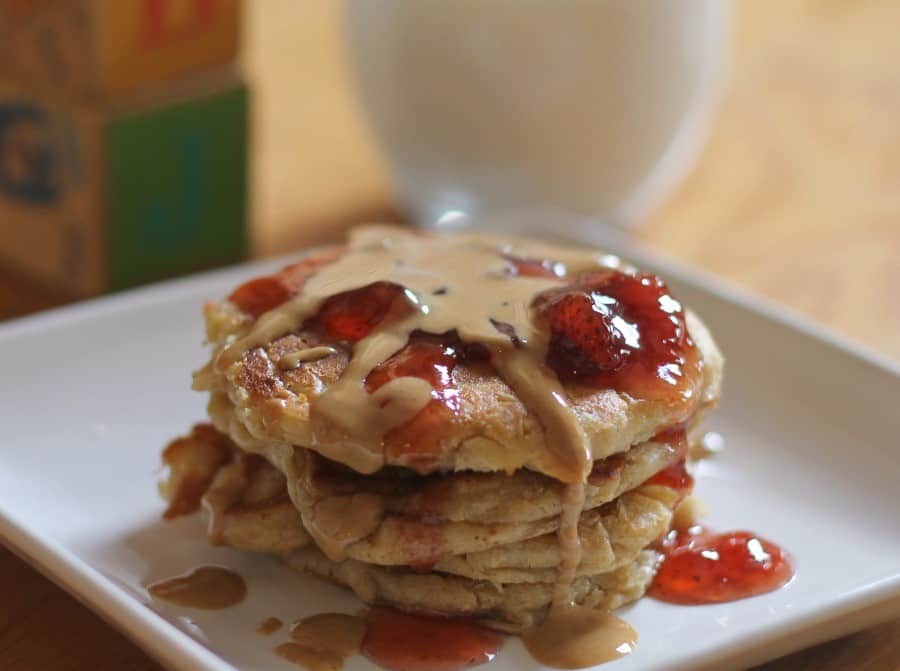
[161,232,723,632]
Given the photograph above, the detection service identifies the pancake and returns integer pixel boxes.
[431,484,679,583]
[195,300,722,477]
[284,547,662,634]
[202,450,310,553]
[161,424,682,581]
[159,225,725,640]
[294,431,686,525]
[192,229,723,480]
[161,425,678,631]
[283,439,684,568]
[162,426,311,553]
[160,423,233,520]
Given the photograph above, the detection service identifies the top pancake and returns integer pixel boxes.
[193,228,723,479]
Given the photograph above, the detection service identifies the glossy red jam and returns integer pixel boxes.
[228,247,344,318]
[365,335,462,469]
[646,459,693,493]
[233,273,414,342]
[228,277,293,320]
[536,270,701,402]
[361,608,503,671]
[650,527,794,605]
[311,281,413,342]
[366,335,461,410]
[650,426,689,457]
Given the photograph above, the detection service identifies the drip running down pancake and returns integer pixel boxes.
[161,226,723,637]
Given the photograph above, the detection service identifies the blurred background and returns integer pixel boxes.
[0,3,899,667]
[1,1,898,362]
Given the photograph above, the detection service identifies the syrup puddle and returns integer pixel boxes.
[146,565,246,610]
[276,613,366,671]
[258,616,283,635]
[522,604,637,669]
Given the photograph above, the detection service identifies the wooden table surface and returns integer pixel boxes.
[1,1,898,670]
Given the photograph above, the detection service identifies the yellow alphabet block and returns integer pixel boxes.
[1,0,240,100]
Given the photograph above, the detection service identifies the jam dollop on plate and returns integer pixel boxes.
[651,526,794,605]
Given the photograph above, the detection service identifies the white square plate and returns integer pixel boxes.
[1,229,898,671]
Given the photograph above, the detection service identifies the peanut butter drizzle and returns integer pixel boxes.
[279,346,339,370]
[522,605,637,669]
[214,227,630,641]
[258,617,284,635]
[553,482,587,607]
[216,226,608,481]
[201,453,251,544]
[276,613,366,671]
[315,331,435,444]
[147,566,246,610]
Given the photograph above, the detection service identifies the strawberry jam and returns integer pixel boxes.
[536,270,701,402]
[646,459,694,493]
[228,247,344,318]
[361,608,503,671]
[365,334,462,470]
[366,334,461,411]
[650,527,794,605]
[650,426,689,457]
[228,277,293,320]
[311,281,413,342]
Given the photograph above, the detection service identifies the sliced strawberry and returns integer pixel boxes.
[228,246,344,318]
[227,277,292,319]
[540,288,627,379]
[536,270,698,397]
[312,281,412,342]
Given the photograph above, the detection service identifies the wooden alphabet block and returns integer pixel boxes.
[1,0,240,100]
[0,73,247,296]
[0,82,106,295]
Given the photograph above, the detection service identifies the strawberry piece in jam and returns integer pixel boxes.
[311,281,413,342]
[361,608,503,671]
[228,277,292,320]
[540,286,628,376]
[365,334,462,469]
[228,247,344,318]
[651,527,794,605]
[536,270,701,401]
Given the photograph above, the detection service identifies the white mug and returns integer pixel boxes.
[345,0,729,229]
